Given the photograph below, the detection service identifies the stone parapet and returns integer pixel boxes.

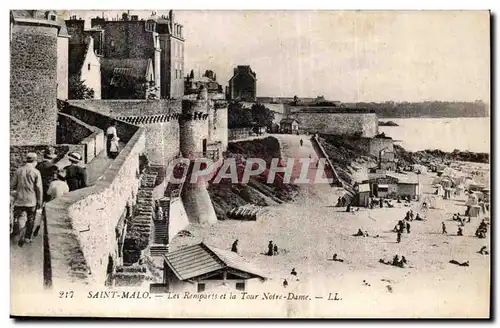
[44,107,145,287]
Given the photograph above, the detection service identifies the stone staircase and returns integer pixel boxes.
[150,196,170,258]
[124,171,158,260]
[154,216,169,245]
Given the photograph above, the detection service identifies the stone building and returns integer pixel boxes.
[227,65,257,101]
[66,17,103,99]
[56,17,70,100]
[10,10,67,145]
[185,70,223,96]
[90,10,184,99]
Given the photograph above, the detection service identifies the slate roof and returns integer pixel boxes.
[101,58,152,86]
[164,243,267,281]
[280,118,299,125]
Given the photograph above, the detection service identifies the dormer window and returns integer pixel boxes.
[50,14,56,21]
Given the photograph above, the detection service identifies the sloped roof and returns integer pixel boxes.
[280,118,299,124]
[164,243,267,281]
[69,42,90,76]
[11,10,63,30]
[101,58,152,86]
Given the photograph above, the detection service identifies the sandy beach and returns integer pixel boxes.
[171,135,490,318]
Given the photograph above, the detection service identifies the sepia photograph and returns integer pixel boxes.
[8,7,491,319]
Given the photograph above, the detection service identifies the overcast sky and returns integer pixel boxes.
[68,10,489,102]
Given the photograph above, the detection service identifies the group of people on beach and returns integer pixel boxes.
[380,255,408,268]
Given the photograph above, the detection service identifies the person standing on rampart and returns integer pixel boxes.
[106,121,118,158]
[64,152,87,191]
[11,152,43,246]
[36,148,57,202]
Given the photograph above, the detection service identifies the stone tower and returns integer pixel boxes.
[10,10,61,145]
[179,97,217,225]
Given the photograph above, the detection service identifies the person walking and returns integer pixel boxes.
[64,152,87,192]
[231,239,239,253]
[300,138,303,146]
[106,121,118,158]
[11,153,43,246]
[406,222,411,234]
[36,148,57,203]
[397,230,402,243]
[442,222,447,234]
[47,169,70,201]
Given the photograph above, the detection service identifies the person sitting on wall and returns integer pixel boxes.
[106,121,118,158]
[64,152,87,192]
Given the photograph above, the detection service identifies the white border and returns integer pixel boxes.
[2,0,497,326]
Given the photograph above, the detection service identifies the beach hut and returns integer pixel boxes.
[159,243,267,293]
[353,183,371,207]
[280,118,299,134]
[481,188,490,203]
[466,205,481,218]
[421,195,442,210]
[374,184,390,198]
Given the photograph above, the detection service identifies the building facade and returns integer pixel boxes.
[90,10,184,99]
[66,17,103,99]
[227,65,257,101]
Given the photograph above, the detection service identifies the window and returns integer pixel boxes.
[88,63,91,71]
[197,283,205,293]
[236,282,245,291]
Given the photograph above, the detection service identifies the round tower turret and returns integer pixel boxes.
[179,99,210,159]
[10,10,60,145]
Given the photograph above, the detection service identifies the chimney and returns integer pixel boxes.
[169,10,175,29]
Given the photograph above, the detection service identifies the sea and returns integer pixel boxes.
[378,117,490,153]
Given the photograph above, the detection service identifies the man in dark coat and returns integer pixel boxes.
[36,148,58,202]
[231,239,239,253]
[268,241,274,256]
[64,152,87,192]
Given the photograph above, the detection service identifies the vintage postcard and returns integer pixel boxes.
[9,9,490,318]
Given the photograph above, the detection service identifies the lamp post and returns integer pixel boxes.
[417,171,421,201]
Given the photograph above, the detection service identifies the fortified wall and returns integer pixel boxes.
[241,101,285,125]
[288,108,379,138]
[45,105,146,287]
[68,99,228,165]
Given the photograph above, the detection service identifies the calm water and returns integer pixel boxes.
[379,117,490,153]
